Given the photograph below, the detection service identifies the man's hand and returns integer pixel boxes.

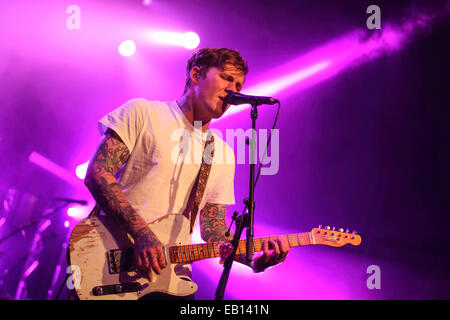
[134,228,166,282]
[218,242,234,264]
[251,237,289,273]
[218,237,289,272]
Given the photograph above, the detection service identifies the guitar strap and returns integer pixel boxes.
[182,132,215,234]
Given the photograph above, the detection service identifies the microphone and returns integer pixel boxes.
[54,198,88,205]
[224,92,279,106]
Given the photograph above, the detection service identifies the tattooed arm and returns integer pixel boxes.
[84,128,166,281]
[199,203,252,268]
[200,202,289,272]
[199,203,232,243]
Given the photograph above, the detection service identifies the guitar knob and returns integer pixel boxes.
[332,227,336,231]
[338,228,344,232]
[345,229,349,233]
[326,226,331,230]
[93,286,103,296]
[318,224,322,229]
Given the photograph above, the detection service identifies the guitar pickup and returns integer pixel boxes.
[92,282,142,296]
[107,248,134,274]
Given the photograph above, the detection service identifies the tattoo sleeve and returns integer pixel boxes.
[199,203,233,243]
[200,203,253,267]
[84,129,159,242]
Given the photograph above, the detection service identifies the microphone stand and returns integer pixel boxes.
[246,103,257,263]
[215,103,259,300]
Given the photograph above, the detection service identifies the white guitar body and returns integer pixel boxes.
[68,213,198,300]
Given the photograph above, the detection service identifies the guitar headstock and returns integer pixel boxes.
[310,225,361,247]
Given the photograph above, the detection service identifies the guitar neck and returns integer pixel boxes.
[168,232,313,264]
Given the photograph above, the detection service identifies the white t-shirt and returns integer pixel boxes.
[97,98,236,228]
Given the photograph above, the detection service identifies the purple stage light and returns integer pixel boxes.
[216,60,330,119]
[23,260,39,278]
[182,32,201,50]
[75,161,89,180]
[38,219,52,233]
[118,40,137,57]
[217,14,437,121]
[67,205,89,220]
[28,152,83,188]
[216,28,404,120]
[147,30,200,49]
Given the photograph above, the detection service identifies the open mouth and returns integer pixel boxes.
[218,96,229,113]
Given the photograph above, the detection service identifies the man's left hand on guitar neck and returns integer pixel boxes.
[200,202,289,273]
[218,238,290,273]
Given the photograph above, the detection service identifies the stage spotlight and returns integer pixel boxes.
[148,31,200,49]
[143,0,152,6]
[118,40,136,57]
[67,206,87,219]
[75,161,89,180]
[183,31,200,49]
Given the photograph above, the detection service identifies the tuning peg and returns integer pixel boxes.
[345,229,349,233]
[318,224,322,229]
[352,230,358,234]
[338,228,344,232]
[326,226,331,230]
[332,227,336,231]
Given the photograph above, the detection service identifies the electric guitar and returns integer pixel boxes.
[68,213,361,300]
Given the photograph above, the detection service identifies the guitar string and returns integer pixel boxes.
[171,234,354,262]
[169,233,358,263]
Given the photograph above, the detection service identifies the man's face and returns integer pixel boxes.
[192,63,245,121]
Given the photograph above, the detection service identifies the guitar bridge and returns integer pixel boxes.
[107,248,134,274]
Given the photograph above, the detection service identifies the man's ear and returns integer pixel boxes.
[190,66,201,84]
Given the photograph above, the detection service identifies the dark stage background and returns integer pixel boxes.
[0,0,449,300]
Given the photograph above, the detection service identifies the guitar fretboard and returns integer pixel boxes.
[168,232,313,263]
